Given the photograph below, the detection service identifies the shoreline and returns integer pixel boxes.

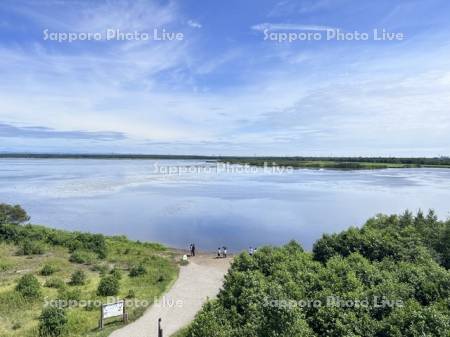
[2,155,450,170]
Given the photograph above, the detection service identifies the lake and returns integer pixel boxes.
[1,158,450,251]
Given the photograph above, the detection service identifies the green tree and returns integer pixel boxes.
[16,274,41,299]
[38,306,68,337]
[97,275,119,296]
[0,203,30,225]
[187,213,450,337]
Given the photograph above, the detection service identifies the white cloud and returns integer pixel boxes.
[251,22,337,32]
[187,20,202,29]
[1,0,450,156]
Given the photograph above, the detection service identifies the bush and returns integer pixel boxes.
[15,274,41,299]
[126,289,136,299]
[44,277,65,289]
[0,203,30,225]
[16,240,46,255]
[129,264,146,277]
[41,264,58,276]
[69,250,95,264]
[97,276,120,296]
[38,306,68,337]
[69,270,86,286]
[57,288,81,302]
[67,233,107,259]
[110,267,123,280]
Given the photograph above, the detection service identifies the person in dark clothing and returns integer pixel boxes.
[192,244,196,256]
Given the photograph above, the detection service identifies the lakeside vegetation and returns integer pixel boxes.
[183,210,450,337]
[0,204,178,337]
[2,153,450,170]
[218,157,450,170]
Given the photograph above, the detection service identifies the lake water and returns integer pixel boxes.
[1,159,450,251]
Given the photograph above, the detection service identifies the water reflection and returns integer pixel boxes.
[1,159,450,251]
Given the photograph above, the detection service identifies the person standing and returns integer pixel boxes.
[223,246,227,258]
[217,247,222,258]
[192,243,196,257]
[248,246,253,256]
[189,243,193,256]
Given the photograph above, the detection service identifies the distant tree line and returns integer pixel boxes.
[1,153,450,166]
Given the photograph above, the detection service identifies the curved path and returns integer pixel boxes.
[110,254,231,337]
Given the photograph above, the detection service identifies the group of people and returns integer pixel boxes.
[188,243,196,257]
[217,246,228,258]
[248,246,257,256]
[186,243,259,258]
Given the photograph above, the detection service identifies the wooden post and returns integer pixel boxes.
[123,299,128,323]
[99,304,104,329]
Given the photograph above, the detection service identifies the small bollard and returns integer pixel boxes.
[158,318,163,337]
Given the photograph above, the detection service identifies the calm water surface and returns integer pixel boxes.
[1,159,450,251]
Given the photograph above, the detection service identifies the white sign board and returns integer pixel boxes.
[102,301,124,319]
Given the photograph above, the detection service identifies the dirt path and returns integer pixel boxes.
[109,254,232,337]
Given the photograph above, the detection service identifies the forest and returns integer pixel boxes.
[184,210,450,337]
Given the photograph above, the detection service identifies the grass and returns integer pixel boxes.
[0,235,179,337]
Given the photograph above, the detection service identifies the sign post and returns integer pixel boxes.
[99,300,127,329]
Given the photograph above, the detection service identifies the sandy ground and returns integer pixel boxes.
[109,253,232,337]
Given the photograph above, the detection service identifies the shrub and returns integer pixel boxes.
[97,276,120,296]
[129,264,146,277]
[57,288,81,302]
[67,233,107,259]
[16,240,46,255]
[15,274,41,299]
[41,264,58,276]
[38,306,68,337]
[0,203,30,225]
[44,277,65,289]
[69,250,95,264]
[69,270,86,286]
[110,267,122,280]
[126,289,136,299]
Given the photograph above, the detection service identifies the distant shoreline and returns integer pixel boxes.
[1,153,450,170]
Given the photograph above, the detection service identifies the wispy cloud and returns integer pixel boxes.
[1,0,450,155]
[187,20,202,29]
[268,0,338,17]
[251,22,337,32]
[0,122,126,140]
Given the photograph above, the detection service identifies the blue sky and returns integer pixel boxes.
[0,0,450,156]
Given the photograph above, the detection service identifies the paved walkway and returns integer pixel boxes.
[110,254,231,337]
